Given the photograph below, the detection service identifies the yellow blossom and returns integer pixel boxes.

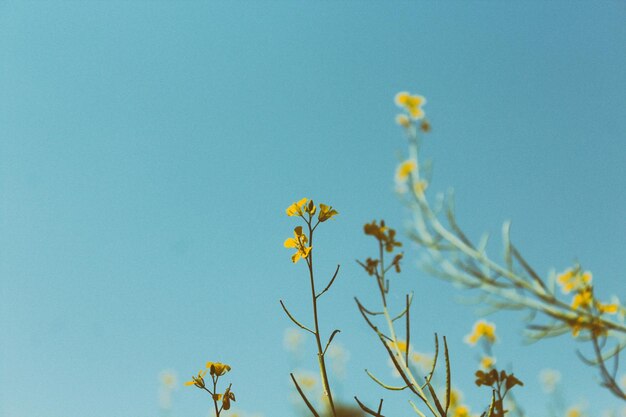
[452,405,471,417]
[480,356,496,370]
[395,114,411,128]
[395,160,416,184]
[597,301,619,314]
[557,267,592,294]
[411,352,434,371]
[395,91,427,120]
[286,198,308,217]
[318,203,338,222]
[566,406,583,417]
[388,340,408,352]
[571,287,593,310]
[284,226,312,263]
[206,362,231,376]
[464,320,496,345]
[184,369,207,388]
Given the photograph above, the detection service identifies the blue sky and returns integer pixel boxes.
[1,2,625,417]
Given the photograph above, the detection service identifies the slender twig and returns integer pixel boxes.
[316,264,341,299]
[280,300,315,335]
[291,373,321,417]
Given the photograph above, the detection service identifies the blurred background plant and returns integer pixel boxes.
[391,91,626,409]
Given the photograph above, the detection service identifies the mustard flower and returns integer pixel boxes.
[566,406,583,417]
[571,287,593,310]
[318,203,338,222]
[557,267,592,294]
[286,198,308,217]
[207,362,231,377]
[597,301,619,314]
[464,320,496,345]
[480,356,496,370]
[184,369,207,388]
[284,226,312,263]
[395,114,411,128]
[395,160,416,184]
[452,405,471,417]
[395,91,427,120]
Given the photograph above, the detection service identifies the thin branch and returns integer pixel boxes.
[316,264,341,299]
[323,329,341,355]
[354,396,385,417]
[290,373,320,417]
[365,369,409,391]
[280,300,315,335]
[405,294,411,366]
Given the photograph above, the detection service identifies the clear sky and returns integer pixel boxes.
[1,2,625,417]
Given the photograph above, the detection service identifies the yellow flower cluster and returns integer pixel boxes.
[284,198,338,263]
[395,91,427,120]
[394,91,431,133]
[284,226,312,264]
[285,198,338,222]
[185,361,235,413]
[557,267,592,294]
[557,266,619,336]
[185,362,232,388]
[464,320,496,346]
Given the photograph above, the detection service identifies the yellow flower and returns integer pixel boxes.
[284,226,312,263]
[395,114,411,128]
[597,301,619,314]
[464,320,496,345]
[411,352,434,371]
[571,287,593,310]
[395,91,427,120]
[566,406,583,417]
[184,369,207,388]
[452,405,471,417]
[318,203,338,222]
[480,356,496,370]
[286,198,308,217]
[395,160,416,184]
[206,362,231,376]
[388,340,408,353]
[557,267,592,294]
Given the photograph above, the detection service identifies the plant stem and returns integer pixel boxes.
[307,221,337,417]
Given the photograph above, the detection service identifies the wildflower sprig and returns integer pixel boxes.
[185,361,235,417]
[465,321,526,417]
[474,369,523,417]
[392,91,626,400]
[281,198,340,417]
[355,220,501,417]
